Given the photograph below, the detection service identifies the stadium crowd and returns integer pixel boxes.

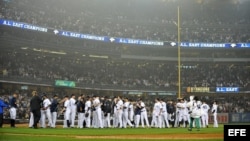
[0,0,249,129]
[0,50,249,90]
[0,0,250,42]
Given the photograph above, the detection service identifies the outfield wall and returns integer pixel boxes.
[209,113,250,124]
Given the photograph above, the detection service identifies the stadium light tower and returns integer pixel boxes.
[177,6,181,99]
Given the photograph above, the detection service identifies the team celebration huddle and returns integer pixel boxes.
[27,91,218,130]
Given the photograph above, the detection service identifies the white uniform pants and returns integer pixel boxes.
[63,110,71,128]
[122,111,133,128]
[112,111,118,128]
[96,108,103,128]
[213,113,218,127]
[151,114,158,127]
[77,113,84,128]
[140,111,149,128]
[116,109,123,128]
[70,110,76,127]
[92,110,97,128]
[9,107,16,119]
[201,113,209,127]
[85,111,91,128]
[129,112,134,123]
[161,112,169,128]
[41,109,52,128]
[103,113,111,128]
[29,112,34,127]
[135,114,140,128]
[51,112,57,128]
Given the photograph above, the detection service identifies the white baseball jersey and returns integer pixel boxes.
[176,102,184,112]
[116,100,123,110]
[161,102,167,113]
[153,102,162,115]
[69,98,76,111]
[43,98,51,108]
[128,104,133,111]
[64,99,71,111]
[212,104,217,113]
[123,102,130,112]
[93,98,101,109]
[85,100,91,111]
[201,103,210,113]
[128,104,134,115]
[180,101,189,116]
[140,102,146,111]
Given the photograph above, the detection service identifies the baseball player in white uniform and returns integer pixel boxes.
[201,101,210,128]
[211,101,218,128]
[175,98,187,127]
[122,97,133,128]
[139,99,150,128]
[92,97,97,128]
[160,99,169,128]
[112,97,118,128]
[84,96,92,128]
[115,96,123,128]
[41,95,52,128]
[62,96,71,128]
[69,94,77,128]
[151,98,162,128]
[93,96,103,128]
[128,99,135,126]
[183,99,190,128]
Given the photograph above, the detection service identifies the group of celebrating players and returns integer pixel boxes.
[28,92,218,130]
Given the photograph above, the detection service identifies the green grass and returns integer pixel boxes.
[0,127,223,135]
[0,125,224,141]
[0,136,223,141]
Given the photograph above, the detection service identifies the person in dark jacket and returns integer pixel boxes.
[50,95,59,128]
[0,98,8,128]
[103,96,112,128]
[134,100,141,128]
[30,91,42,129]
[167,100,176,128]
[76,96,85,128]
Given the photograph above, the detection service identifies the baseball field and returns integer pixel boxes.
[0,124,224,141]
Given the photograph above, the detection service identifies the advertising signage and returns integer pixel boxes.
[1,18,250,48]
[216,87,239,93]
[187,87,210,93]
[55,80,76,88]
